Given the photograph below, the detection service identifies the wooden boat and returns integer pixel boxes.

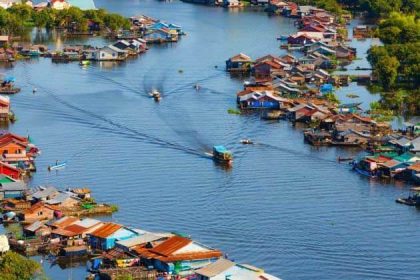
[79,60,91,66]
[0,87,20,94]
[149,89,161,102]
[209,145,233,164]
[353,165,377,178]
[240,139,253,145]
[396,187,420,206]
[48,162,66,171]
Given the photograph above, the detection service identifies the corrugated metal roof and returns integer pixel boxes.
[195,258,235,277]
[74,218,101,229]
[52,228,79,237]
[116,232,170,248]
[150,236,191,257]
[24,221,44,232]
[64,224,88,235]
[90,222,122,238]
[52,216,79,229]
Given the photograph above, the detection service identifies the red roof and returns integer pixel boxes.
[64,224,88,235]
[52,216,79,229]
[90,222,122,238]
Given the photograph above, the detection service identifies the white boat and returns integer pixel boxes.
[240,139,253,144]
[48,162,66,171]
[149,89,161,101]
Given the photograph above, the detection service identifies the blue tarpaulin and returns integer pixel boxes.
[320,83,333,93]
[4,76,15,83]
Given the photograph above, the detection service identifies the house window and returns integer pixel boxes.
[102,53,105,57]
[3,150,7,154]
[38,211,43,216]
[112,53,116,57]
[16,149,21,154]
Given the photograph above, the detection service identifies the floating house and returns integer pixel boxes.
[143,29,178,43]
[195,258,282,280]
[116,231,172,252]
[237,89,289,109]
[147,21,183,35]
[0,161,21,179]
[88,223,138,251]
[133,235,222,275]
[23,202,56,222]
[0,175,26,199]
[226,53,252,72]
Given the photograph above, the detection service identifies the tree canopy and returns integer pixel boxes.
[0,251,44,280]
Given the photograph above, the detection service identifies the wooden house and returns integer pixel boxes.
[24,221,51,237]
[23,202,55,222]
[95,45,128,61]
[226,53,252,72]
[133,236,222,274]
[253,60,283,78]
[0,133,28,156]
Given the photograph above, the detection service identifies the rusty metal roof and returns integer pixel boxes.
[64,224,88,235]
[90,222,122,238]
[133,236,223,262]
[150,236,191,257]
[52,216,79,229]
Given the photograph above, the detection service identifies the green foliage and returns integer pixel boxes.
[324,92,341,104]
[0,251,44,280]
[103,13,131,31]
[110,204,119,212]
[378,12,420,44]
[0,6,130,35]
[228,108,241,115]
[4,224,22,240]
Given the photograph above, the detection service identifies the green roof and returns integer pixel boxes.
[394,152,415,162]
[0,176,14,183]
[374,152,399,159]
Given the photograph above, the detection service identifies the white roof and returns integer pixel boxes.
[116,231,172,248]
[73,218,101,228]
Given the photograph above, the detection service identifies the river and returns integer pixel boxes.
[1,0,419,279]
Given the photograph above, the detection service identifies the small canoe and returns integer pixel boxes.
[48,162,66,171]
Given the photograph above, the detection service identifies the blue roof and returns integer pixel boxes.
[214,145,228,153]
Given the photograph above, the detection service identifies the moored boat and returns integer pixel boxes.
[396,187,420,207]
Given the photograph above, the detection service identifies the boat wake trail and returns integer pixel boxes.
[24,77,209,159]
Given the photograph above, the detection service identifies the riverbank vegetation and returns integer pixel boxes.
[0,4,130,35]
[0,251,45,280]
[366,11,419,115]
